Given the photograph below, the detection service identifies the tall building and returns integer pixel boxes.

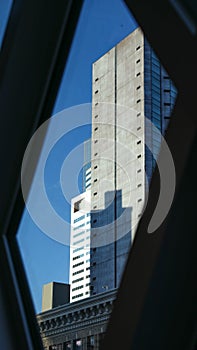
[70,139,92,302]
[83,139,91,191]
[69,191,91,302]
[90,28,176,295]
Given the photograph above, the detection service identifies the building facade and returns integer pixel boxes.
[70,138,92,303]
[37,289,116,350]
[83,139,91,192]
[90,27,176,295]
[70,191,91,302]
[42,282,70,312]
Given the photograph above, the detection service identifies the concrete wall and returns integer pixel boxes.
[91,28,145,295]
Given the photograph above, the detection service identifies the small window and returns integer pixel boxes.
[95,90,99,94]
[137,183,142,188]
[164,89,170,92]
[93,219,97,223]
[137,154,141,159]
[137,140,141,145]
[136,59,140,64]
[93,262,96,266]
[93,277,96,281]
[137,99,141,103]
[94,192,97,196]
[164,116,170,119]
[138,214,142,218]
[94,127,98,131]
[95,102,98,106]
[136,85,141,90]
[137,169,141,173]
[137,126,141,131]
[74,199,82,213]
[137,112,141,117]
[136,45,141,50]
[94,165,97,169]
[94,140,98,143]
[93,205,97,209]
[93,248,96,252]
[95,115,98,118]
[136,72,141,77]
[94,179,97,182]
[138,198,142,202]
[164,102,171,106]
[94,152,98,156]
[95,77,99,82]
[163,76,170,79]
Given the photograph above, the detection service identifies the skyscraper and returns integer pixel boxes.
[69,191,91,302]
[69,140,92,302]
[90,28,176,295]
[83,138,91,191]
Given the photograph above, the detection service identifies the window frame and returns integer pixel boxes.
[0,0,83,349]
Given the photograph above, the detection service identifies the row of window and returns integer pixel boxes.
[72,282,91,292]
[73,215,85,223]
[72,269,84,276]
[73,261,84,268]
[73,238,84,246]
[73,246,84,253]
[72,277,84,284]
[73,223,85,231]
[72,285,83,292]
[73,230,85,239]
[48,334,105,350]
[86,169,91,176]
[72,266,90,276]
[72,293,83,299]
[73,254,84,261]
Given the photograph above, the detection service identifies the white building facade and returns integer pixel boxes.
[69,191,91,302]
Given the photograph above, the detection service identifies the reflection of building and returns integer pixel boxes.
[91,190,132,294]
[91,27,176,294]
[37,289,116,350]
[70,191,91,302]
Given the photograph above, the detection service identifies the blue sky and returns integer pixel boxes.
[2,0,137,313]
[0,0,12,47]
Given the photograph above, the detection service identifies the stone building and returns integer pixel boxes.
[37,289,116,350]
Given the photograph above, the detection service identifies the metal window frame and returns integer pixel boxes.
[102,0,197,349]
[0,0,83,349]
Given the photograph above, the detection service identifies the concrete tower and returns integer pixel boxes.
[90,28,176,295]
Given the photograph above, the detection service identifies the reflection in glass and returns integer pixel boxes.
[16,0,177,349]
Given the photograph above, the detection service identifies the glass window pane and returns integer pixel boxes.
[16,0,178,348]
